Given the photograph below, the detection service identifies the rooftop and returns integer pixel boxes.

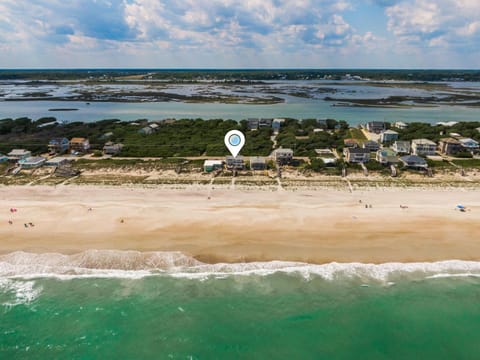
[412,138,436,145]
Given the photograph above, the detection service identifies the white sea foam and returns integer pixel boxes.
[0,278,42,306]
[1,251,480,282]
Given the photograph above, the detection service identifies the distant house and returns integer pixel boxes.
[380,130,399,143]
[376,148,399,165]
[162,118,176,125]
[250,157,267,170]
[272,118,285,132]
[438,138,463,155]
[138,126,154,135]
[100,132,114,140]
[400,155,428,169]
[149,123,160,131]
[343,138,359,148]
[392,141,411,154]
[476,127,480,133]
[259,118,273,128]
[69,138,90,153]
[0,154,9,162]
[315,149,337,165]
[45,157,72,167]
[48,137,70,154]
[365,121,387,134]
[411,139,436,156]
[247,118,259,130]
[437,121,458,127]
[393,121,408,130]
[7,149,31,161]
[19,156,46,169]
[362,140,380,152]
[203,160,223,173]
[344,147,370,163]
[226,156,245,170]
[458,138,479,151]
[317,119,328,129]
[273,148,294,165]
[103,142,124,155]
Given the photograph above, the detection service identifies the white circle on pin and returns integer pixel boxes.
[224,130,245,158]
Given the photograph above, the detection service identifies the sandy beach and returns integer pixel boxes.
[0,185,479,264]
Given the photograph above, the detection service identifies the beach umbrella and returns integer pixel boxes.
[457,205,465,209]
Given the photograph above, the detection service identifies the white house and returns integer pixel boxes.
[380,130,399,143]
[412,139,436,156]
[458,138,479,151]
[393,121,408,130]
[344,148,370,163]
[376,148,399,165]
[7,149,31,161]
[392,141,411,154]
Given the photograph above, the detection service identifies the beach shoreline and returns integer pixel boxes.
[1,185,479,264]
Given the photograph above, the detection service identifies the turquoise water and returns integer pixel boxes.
[2,99,480,125]
[2,253,480,359]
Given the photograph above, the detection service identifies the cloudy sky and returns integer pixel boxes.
[0,0,479,68]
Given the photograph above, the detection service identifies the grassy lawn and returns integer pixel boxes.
[452,159,480,168]
[347,128,368,141]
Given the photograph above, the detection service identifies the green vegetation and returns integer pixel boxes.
[2,69,480,82]
[276,118,348,156]
[347,128,367,141]
[395,121,480,142]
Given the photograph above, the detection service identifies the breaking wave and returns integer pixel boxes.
[1,250,480,282]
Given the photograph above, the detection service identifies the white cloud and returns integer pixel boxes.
[384,0,480,47]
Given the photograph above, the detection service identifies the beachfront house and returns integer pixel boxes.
[203,160,223,173]
[247,118,259,130]
[272,118,285,133]
[19,156,46,169]
[273,148,294,165]
[103,142,124,155]
[438,138,463,155]
[315,149,337,165]
[412,139,436,156]
[259,118,273,128]
[7,149,31,161]
[344,148,370,163]
[226,156,245,170]
[48,137,70,154]
[392,141,411,154]
[362,140,380,152]
[393,121,408,130]
[459,138,479,151]
[45,157,72,167]
[69,138,90,153]
[376,148,399,165]
[0,154,8,162]
[380,130,399,143]
[250,157,267,170]
[365,121,387,134]
[400,155,428,169]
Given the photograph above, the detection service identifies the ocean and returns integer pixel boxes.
[1,251,480,359]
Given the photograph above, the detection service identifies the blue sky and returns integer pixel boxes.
[0,0,479,68]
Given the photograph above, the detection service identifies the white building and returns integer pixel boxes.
[458,138,479,150]
[412,139,437,156]
[380,130,399,143]
[393,121,408,130]
[392,141,411,154]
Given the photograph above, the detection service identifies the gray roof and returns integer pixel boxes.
[348,148,370,154]
[400,155,427,164]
